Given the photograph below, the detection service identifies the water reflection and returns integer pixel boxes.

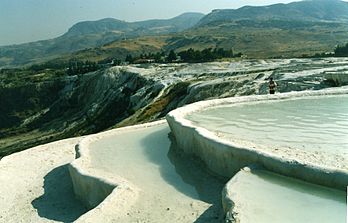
[90,124,226,222]
[141,126,226,202]
[167,133,227,203]
[140,126,225,222]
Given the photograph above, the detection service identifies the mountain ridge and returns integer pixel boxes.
[197,0,348,26]
[64,12,204,37]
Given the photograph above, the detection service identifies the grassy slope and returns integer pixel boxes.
[57,36,168,63]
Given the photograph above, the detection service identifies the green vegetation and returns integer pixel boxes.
[28,59,103,76]
[125,47,241,64]
[0,66,65,88]
[0,66,69,157]
[300,42,348,58]
[167,50,177,62]
[334,43,348,57]
[66,60,102,75]
[178,48,241,62]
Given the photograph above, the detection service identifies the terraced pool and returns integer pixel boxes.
[88,123,225,222]
[227,169,346,223]
[187,94,348,155]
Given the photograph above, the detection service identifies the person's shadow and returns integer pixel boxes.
[32,164,88,222]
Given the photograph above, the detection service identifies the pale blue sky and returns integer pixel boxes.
[0,0,334,46]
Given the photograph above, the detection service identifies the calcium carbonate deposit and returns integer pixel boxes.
[186,94,348,170]
[225,168,346,223]
[1,59,348,223]
[166,87,348,222]
[85,123,225,222]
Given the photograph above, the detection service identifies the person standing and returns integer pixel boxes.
[269,77,277,94]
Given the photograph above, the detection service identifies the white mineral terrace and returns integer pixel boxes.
[166,87,348,191]
[165,87,348,222]
[68,121,225,222]
[65,87,348,222]
[2,86,348,222]
[186,94,348,170]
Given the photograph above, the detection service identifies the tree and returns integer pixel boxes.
[167,50,177,62]
[125,54,134,63]
[154,52,163,63]
[201,48,214,61]
[334,43,348,57]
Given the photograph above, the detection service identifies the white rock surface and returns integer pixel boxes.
[70,120,224,222]
[0,137,87,222]
[166,87,348,190]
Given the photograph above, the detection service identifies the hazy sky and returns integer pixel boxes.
[0,0,332,46]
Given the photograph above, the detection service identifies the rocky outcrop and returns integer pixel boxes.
[0,67,163,157]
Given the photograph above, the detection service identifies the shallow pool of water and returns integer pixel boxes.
[230,169,346,223]
[88,123,225,222]
[187,94,348,154]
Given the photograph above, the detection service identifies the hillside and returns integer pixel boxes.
[0,13,204,67]
[58,36,168,63]
[172,0,348,57]
[197,0,348,26]
[172,19,348,58]
[65,12,204,37]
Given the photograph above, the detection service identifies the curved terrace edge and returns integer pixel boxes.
[68,120,166,221]
[166,87,348,191]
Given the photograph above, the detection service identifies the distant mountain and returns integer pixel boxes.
[65,12,204,37]
[170,0,347,58]
[71,0,348,59]
[197,0,348,26]
[2,0,348,67]
[0,13,204,67]
[64,18,129,37]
